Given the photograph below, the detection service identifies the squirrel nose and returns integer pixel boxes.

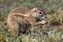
[45,22,48,25]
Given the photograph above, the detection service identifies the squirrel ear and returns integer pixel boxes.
[31,8,38,12]
[34,10,36,12]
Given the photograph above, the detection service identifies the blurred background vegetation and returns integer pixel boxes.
[1,0,63,42]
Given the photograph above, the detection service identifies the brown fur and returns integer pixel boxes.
[11,7,30,14]
[7,7,47,37]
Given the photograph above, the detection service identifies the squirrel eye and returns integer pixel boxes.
[39,12,42,14]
